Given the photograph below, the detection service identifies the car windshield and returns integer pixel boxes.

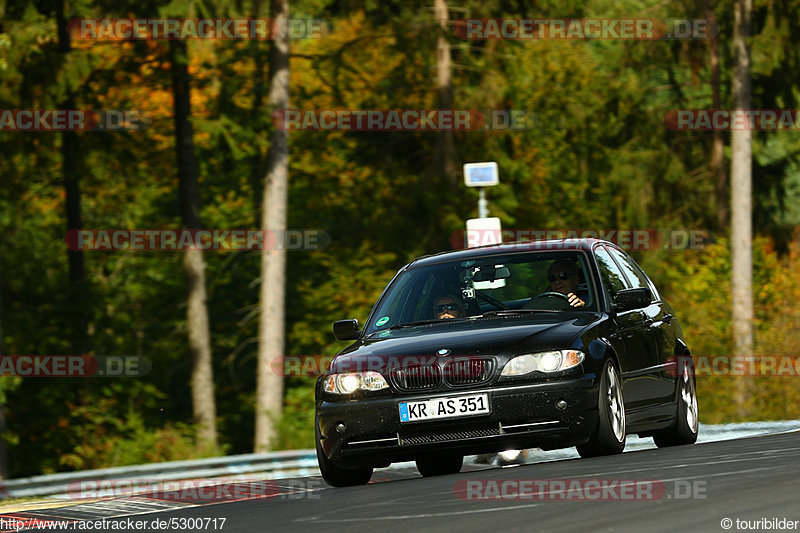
[366,250,597,334]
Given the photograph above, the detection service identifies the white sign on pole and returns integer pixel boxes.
[465,217,506,289]
[463,162,499,187]
[465,217,503,248]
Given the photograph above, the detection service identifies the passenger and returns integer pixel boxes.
[434,295,465,319]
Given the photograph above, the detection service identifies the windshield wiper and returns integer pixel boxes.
[480,309,562,317]
[388,319,449,330]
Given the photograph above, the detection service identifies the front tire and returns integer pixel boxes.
[653,356,698,447]
[315,417,373,487]
[577,360,626,458]
[416,454,464,477]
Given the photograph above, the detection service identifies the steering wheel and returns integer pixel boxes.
[476,290,507,310]
[525,291,572,310]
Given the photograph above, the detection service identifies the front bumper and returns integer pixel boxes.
[316,375,600,467]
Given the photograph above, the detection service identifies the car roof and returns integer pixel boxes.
[407,238,607,269]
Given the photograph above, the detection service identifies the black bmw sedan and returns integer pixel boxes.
[315,238,698,486]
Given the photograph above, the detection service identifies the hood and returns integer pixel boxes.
[331,313,603,372]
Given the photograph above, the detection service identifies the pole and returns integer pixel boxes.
[478,188,488,219]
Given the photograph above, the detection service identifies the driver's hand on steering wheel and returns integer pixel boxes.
[566,293,585,307]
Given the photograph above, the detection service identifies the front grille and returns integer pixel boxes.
[399,425,502,446]
[391,364,441,391]
[444,358,494,386]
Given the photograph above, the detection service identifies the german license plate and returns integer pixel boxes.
[398,393,490,423]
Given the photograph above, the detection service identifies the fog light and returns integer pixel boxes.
[555,400,568,411]
[498,449,522,463]
[336,422,346,433]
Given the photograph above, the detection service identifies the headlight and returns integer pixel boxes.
[501,350,584,376]
[324,371,389,394]
[539,351,562,372]
[337,374,360,393]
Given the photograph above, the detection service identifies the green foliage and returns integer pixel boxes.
[641,232,800,423]
[269,380,316,450]
[60,411,223,471]
[21,381,224,473]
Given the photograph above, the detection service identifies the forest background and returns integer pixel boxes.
[2,0,800,478]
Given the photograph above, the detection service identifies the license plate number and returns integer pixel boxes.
[398,394,490,423]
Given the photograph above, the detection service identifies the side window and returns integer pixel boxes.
[594,246,631,301]
[605,246,659,300]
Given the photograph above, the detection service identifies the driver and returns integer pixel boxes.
[434,295,465,319]
[547,260,586,308]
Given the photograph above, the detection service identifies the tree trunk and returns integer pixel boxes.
[730,0,753,417]
[435,0,456,190]
[254,0,290,453]
[56,0,88,355]
[706,6,727,231]
[249,0,267,227]
[169,40,218,448]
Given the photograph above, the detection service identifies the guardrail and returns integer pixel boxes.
[2,449,319,500]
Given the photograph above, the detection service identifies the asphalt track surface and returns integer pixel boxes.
[9,430,800,533]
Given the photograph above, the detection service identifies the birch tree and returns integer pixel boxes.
[254,0,290,452]
[169,39,218,448]
[730,0,753,415]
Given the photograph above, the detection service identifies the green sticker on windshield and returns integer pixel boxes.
[376,316,390,327]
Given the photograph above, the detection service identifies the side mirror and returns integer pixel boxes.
[614,287,651,312]
[333,319,360,341]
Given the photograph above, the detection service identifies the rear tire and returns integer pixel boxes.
[653,356,698,447]
[315,417,373,487]
[577,360,626,458]
[416,454,464,477]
